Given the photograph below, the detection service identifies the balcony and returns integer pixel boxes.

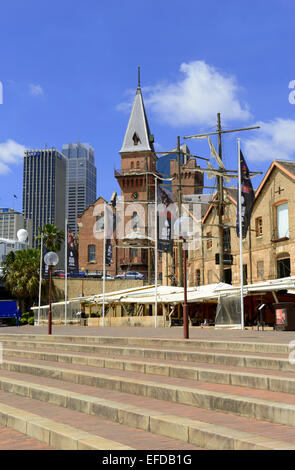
[114,164,150,177]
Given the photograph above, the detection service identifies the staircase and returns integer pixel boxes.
[0,333,294,449]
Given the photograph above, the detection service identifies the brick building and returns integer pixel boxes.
[114,75,159,280]
[77,197,117,276]
[188,160,295,287]
[77,74,206,280]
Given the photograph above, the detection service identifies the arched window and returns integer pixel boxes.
[132,211,139,230]
[131,162,134,169]
[96,213,104,232]
[132,133,140,146]
[277,253,291,278]
[274,201,289,239]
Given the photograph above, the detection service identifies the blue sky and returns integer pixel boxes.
[0,0,295,211]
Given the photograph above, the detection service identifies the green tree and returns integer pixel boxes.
[2,248,40,313]
[36,223,64,253]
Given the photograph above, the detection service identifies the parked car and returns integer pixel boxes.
[54,270,65,278]
[84,271,102,278]
[126,271,144,280]
[101,273,115,280]
[116,271,144,280]
[115,272,125,280]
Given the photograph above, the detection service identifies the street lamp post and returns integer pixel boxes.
[174,216,194,340]
[182,237,189,339]
[44,251,59,335]
[81,267,85,297]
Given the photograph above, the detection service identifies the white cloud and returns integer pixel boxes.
[118,61,252,127]
[0,140,26,174]
[29,84,44,96]
[244,119,295,162]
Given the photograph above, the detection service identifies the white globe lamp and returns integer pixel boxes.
[44,251,59,267]
[17,229,28,243]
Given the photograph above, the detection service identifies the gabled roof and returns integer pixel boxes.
[201,159,295,224]
[202,188,237,223]
[120,85,154,154]
[255,160,295,199]
[77,196,108,220]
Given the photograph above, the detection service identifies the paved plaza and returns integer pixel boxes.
[0,324,294,344]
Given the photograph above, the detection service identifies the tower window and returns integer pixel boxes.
[132,133,140,146]
[132,211,139,230]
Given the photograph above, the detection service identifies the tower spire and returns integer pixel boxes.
[137,66,141,91]
[120,67,154,153]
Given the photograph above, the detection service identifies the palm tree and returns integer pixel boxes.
[36,224,64,253]
[3,248,40,313]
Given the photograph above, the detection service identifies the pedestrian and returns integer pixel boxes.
[15,309,21,327]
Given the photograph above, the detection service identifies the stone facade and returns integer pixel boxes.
[188,160,295,287]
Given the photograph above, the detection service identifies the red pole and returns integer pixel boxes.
[48,265,52,335]
[183,240,189,339]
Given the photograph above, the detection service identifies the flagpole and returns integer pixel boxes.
[155,177,158,328]
[65,219,67,326]
[38,233,43,326]
[102,202,106,327]
[238,138,244,330]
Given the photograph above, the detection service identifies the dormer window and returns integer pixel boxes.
[132,133,140,146]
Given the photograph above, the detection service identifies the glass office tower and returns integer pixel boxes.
[62,143,97,236]
[22,149,67,249]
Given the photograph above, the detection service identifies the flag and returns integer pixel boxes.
[157,185,174,253]
[236,150,255,239]
[67,226,79,275]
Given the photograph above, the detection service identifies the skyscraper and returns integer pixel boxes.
[0,208,32,246]
[22,148,67,248]
[62,143,97,236]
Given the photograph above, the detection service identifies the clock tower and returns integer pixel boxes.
[115,70,159,279]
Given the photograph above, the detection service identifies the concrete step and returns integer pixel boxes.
[0,400,133,450]
[1,358,295,427]
[0,333,294,449]
[0,333,290,354]
[0,371,292,450]
[0,338,293,372]
[3,347,295,395]
[0,387,198,451]
[0,423,53,449]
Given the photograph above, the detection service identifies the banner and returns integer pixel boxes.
[67,227,79,275]
[157,185,174,253]
[236,150,255,239]
[105,206,113,267]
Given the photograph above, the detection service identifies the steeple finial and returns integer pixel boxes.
[137,66,141,90]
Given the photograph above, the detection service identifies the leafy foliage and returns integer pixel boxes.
[2,249,40,312]
[36,223,64,253]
